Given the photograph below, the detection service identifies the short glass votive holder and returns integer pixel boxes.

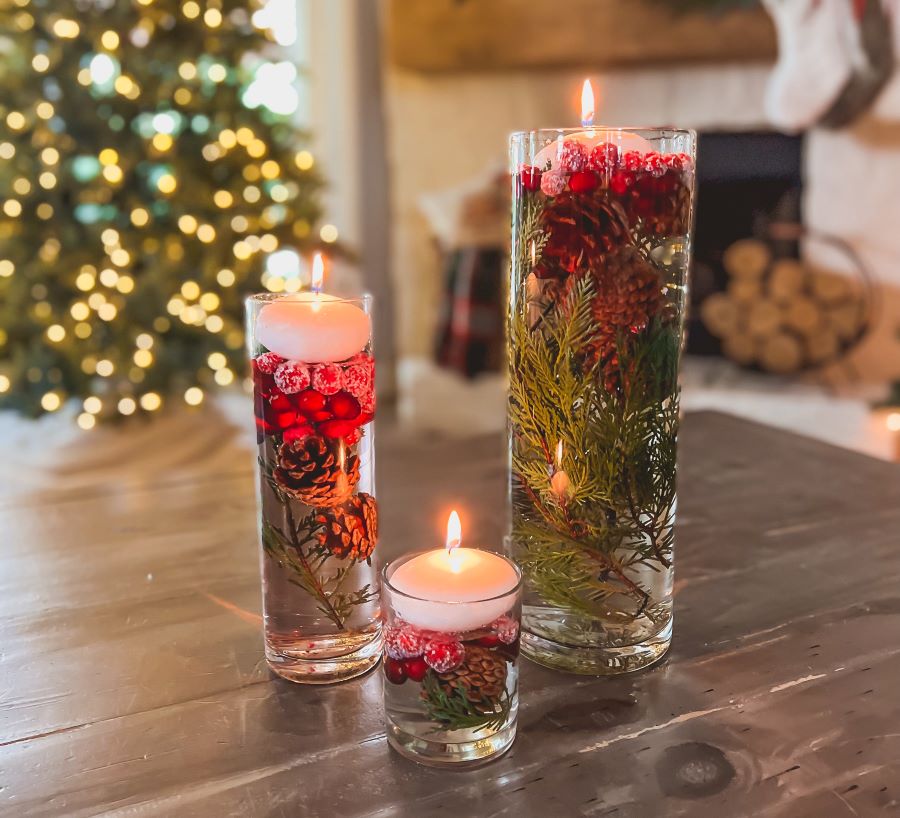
[381,551,522,767]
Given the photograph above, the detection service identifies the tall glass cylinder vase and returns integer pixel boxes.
[246,293,381,683]
[507,128,696,674]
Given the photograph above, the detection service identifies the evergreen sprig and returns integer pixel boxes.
[420,671,513,733]
[508,227,680,621]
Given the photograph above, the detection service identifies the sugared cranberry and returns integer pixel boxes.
[589,142,619,172]
[312,363,342,396]
[643,152,666,178]
[558,139,587,172]
[404,657,429,682]
[621,150,644,171]
[274,362,310,395]
[423,639,465,673]
[254,352,284,374]
[384,657,407,685]
[540,170,567,197]
[518,165,542,191]
[568,170,599,194]
[283,424,313,443]
[384,623,429,660]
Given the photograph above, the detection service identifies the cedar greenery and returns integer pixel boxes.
[420,671,514,733]
[508,194,681,622]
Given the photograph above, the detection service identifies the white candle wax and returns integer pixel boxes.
[256,294,370,364]
[389,548,519,633]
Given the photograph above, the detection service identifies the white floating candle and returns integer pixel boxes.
[256,254,370,364]
[388,512,520,633]
[532,79,653,171]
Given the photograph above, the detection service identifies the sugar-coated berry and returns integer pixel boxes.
[404,657,429,682]
[642,151,666,178]
[540,170,567,197]
[568,170,599,194]
[558,139,587,172]
[384,623,429,660]
[273,362,311,395]
[621,150,644,172]
[254,352,284,374]
[423,639,465,673]
[342,364,372,401]
[493,615,520,644]
[519,165,542,192]
[384,656,407,685]
[327,391,361,420]
[311,363,342,396]
[589,142,619,172]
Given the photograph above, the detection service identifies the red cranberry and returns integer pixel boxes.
[404,657,428,682]
[476,634,501,648]
[518,165,542,191]
[384,657,407,685]
[327,391,361,420]
[318,419,357,440]
[293,389,326,414]
[283,424,313,443]
[568,170,599,194]
[269,394,293,412]
[621,150,643,171]
[589,142,619,172]
[610,170,635,195]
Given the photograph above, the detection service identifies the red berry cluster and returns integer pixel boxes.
[253,351,375,445]
[519,142,693,238]
[382,617,519,685]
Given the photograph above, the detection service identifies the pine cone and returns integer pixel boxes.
[273,435,359,508]
[315,492,378,561]
[437,645,507,705]
[535,192,629,280]
[588,246,663,391]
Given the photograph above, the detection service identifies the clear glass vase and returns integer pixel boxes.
[246,293,381,683]
[507,128,696,674]
[382,551,522,767]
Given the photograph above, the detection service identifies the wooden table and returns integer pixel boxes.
[2,412,899,817]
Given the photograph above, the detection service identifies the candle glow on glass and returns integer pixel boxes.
[550,439,571,499]
[311,251,324,295]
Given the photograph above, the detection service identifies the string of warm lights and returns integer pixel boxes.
[0,0,337,426]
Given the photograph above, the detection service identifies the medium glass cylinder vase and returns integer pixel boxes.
[246,292,381,683]
[507,128,696,674]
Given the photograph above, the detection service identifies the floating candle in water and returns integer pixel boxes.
[256,253,370,363]
[532,79,653,172]
[387,511,520,633]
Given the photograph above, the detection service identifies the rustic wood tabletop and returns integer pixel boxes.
[2,411,899,817]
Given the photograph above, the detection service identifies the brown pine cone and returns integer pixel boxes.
[587,246,663,390]
[273,436,359,508]
[437,645,507,704]
[315,492,378,561]
[535,192,629,280]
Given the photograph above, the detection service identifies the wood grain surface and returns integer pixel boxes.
[386,0,776,74]
[1,412,899,817]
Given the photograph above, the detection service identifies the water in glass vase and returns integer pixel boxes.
[507,128,696,675]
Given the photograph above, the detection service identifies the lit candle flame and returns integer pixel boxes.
[445,510,462,554]
[581,79,595,128]
[310,252,325,313]
[530,240,536,267]
[311,252,325,294]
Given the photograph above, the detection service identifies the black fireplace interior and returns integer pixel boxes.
[689,131,805,355]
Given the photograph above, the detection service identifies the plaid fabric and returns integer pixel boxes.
[434,247,505,377]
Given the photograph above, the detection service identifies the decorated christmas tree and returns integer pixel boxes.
[0,0,328,426]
